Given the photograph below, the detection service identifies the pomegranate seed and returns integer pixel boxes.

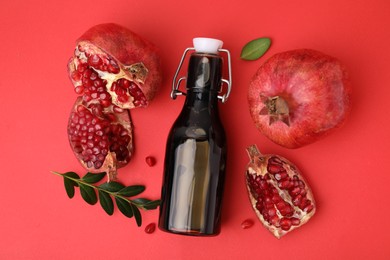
[292,194,303,206]
[270,216,280,227]
[241,219,254,229]
[267,163,284,174]
[118,95,129,103]
[88,54,102,67]
[271,194,282,203]
[304,204,314,213]
[279,180,292,189]
[269,156,283,165]
[279,205,294,217]
[113,106,124,113]
[108,64,120,73]
[94,161,103,169]
[274,171,288,181]
[268,207,277,217]
[83,69,92,79]
[74,85,84,94]
[101,100,111,107]
[290,187,301,196]
[123,80,131,88]
[290,217,301,226]
[90,72,98,81]
[280,218,292,231]
[145,223,156,234]
[71,71,82,81]
[77,63,87,72]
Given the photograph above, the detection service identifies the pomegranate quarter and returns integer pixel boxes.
[248,49,352,148]
[245,145,316,238]
[67,23,162,180]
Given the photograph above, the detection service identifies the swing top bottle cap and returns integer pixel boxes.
[193,38,223,54]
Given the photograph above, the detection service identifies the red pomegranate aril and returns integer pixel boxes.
[267,164,284,174]
[280,218,292,231]
[72,71,82,81]
[274,171,288,181]
[290,217,301,226]
[279,180,292,189]
[74,85,84,94]
[145,223,156,234]
[88,54,102,67]
[245,144,316,238]
[304,204,314,213]
[292,195,303,206]
[144,156,156,167]
[290,187,301,196]
[270,216,280,227]
[271,194,282,203]
[279,205,294,217]
[268,207,277,217]
[241,219,255,229]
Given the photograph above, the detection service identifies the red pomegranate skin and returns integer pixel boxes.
[248,49,352,148]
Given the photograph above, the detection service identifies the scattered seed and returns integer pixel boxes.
[145,156,156,167]
[241,219,255,229]
[145,223,156,234]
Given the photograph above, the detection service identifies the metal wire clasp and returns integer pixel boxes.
[171,48,232,103]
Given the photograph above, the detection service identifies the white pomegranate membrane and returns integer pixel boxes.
[246,145,316,238]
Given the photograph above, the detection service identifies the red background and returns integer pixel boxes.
[1,0,389,259]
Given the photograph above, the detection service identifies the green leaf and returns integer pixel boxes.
[63,178,77,198]
[117,185,145,197]
[99,181,125,192]
[98,190,114,215]
[240,37,271,60]
[79,183,97,205]
[63,172,80,179]
[131,204,142,227]
[132,198,151,205]
[115,197,133,218]
[143,200,161,210]
[132,198,161,210]
[82,172,106,184]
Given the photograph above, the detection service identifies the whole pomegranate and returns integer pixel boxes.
[245,145,316,238]
[248,49,352,148]
[67,23,162,180]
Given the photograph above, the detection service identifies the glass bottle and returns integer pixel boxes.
[158,38,232,236]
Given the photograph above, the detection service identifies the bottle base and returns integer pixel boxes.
[158,225,220,237]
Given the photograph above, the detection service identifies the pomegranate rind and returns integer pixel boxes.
[248,49,352,148]
[245,145,316,238]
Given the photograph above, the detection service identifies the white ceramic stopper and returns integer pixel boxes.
[193,37,223,54]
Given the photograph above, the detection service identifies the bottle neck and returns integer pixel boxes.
[186,53,223,93]
[184,89,219,108]
[180,52,223,115]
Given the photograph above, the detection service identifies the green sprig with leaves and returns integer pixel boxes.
[52,171,161,227]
